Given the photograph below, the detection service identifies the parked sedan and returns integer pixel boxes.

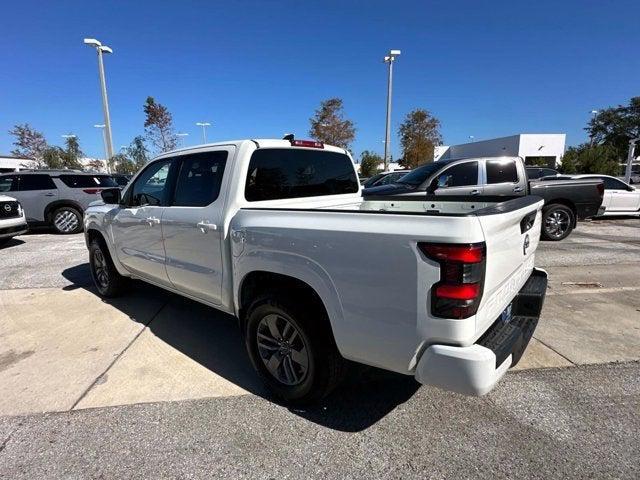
[570,175,640,216]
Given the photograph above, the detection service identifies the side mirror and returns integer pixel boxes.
[426,178,439,194]
[101,188,121,205]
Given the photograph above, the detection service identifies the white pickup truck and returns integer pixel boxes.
[84,138,548,404]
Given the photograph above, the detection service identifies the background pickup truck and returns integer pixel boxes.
[84,139,548,404]
[363,156,604,241]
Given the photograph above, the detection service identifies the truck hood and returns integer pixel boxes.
[362,183,417,196]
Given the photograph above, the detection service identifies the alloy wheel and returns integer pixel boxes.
[256,313,309,386]
[545,210,570,238]
[54,210,79,233]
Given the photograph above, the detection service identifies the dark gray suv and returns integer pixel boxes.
[0,171,118,234]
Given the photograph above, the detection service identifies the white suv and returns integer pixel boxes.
[0,194,28,246]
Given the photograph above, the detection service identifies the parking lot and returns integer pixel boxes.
[1,218,639,478]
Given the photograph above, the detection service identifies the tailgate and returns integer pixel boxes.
[474,196,544,334]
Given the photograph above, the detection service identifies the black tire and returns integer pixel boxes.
[89,239,125,297]
[541,204,575,241]
[0,238,8,248]
[52,206,83,234]
[244,293,344,405]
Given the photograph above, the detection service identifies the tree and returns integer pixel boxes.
[109,153,137,174]
[85,159,106,172]
[61,135,84,170]
[41,146,66,169]
[560,144,621,176]
[309,98,356,149]
[143,96,178,154]
[587,97,640,158]
[127,136,149,169]
[9,124,48,168]
[359,150,383,177]
[398,109,442,169]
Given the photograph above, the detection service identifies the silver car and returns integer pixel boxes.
[0,171,118,234]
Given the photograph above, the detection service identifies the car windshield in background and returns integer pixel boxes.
[245,148,359,201]
[397,161,452,186]
[59,175,118,188]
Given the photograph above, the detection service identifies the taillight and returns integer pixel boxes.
[290,139,324,149]
[419,242,486,319]
[83,188,102,194]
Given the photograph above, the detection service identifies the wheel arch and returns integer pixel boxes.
[544,199,577,227]
[44,200,84,223]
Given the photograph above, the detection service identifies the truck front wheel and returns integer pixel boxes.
[89,239,126,297]
[541,204,575,241]
[244,293,344,405]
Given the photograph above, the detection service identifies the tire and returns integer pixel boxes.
[52,206,83,234]
[0,238,9,248]
[541,204,575,241]
[244,293,345,405]
[89,239,125,297]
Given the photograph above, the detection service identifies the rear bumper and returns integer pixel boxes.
[415,268,548,396]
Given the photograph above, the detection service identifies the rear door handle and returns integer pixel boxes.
[146,216,160,226]
[197,221,217,233]
[513,186,524,193]
[470,189,481,195]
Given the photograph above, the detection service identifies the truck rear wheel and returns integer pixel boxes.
[244,293,344,405]
[541,204,574,241]
[89,239,125,297]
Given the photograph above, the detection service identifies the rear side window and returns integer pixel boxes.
[19,174,56,191]
[173,151,227,206]
[486,160,518,184]
[436,161,478,188]
[0,176,18,192]
[59,175,118,188]
[245,148,358,201]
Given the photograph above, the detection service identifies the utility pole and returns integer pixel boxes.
[84,39,114,164]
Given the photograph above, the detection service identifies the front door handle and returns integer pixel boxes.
[197,221,217,233]
[470,189,481,195]
[513,186,524,193]
[146,216,160,226]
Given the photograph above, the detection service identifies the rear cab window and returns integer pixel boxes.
[59,175,118,188]
[245,148,358,201]
[486,160,518,184]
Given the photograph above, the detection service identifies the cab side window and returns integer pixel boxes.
[130,159,175,207]
[19,174,56,191]
[436,161,478,188]
[172,151,227,207]
[486,160,518,184]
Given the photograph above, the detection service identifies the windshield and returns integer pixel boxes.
[397,162,448,186]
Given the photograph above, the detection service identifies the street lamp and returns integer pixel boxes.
[61,134,76,139]
[383,49,401,172]
[624,138,639,184]
[196,122,211,143]
[177,132,189,146]
[84,38,114,164]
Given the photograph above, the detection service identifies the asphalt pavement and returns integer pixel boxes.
[1,218,639,478]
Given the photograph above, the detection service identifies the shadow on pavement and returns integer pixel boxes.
[0,237,25,249]
[62,263,420,432]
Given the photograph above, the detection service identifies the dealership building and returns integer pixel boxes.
[436,134,566,167]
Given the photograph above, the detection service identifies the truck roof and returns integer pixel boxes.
[156,139,349,159]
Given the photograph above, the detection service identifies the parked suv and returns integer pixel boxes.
[0,171,118,234]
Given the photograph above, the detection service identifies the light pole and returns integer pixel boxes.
[93,124,109,172]
[84,38,114,163]
[383,49,401,172]
[625,138,639,184]
[589,110,598,145]
[177,132,189,146]
[196,122,211,143]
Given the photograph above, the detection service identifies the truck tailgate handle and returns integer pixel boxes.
[520,211,537,233]
[197,221,217,233]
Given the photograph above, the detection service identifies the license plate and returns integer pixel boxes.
[500,303,513,325]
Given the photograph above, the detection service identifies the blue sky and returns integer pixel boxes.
[1,0,638,161]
